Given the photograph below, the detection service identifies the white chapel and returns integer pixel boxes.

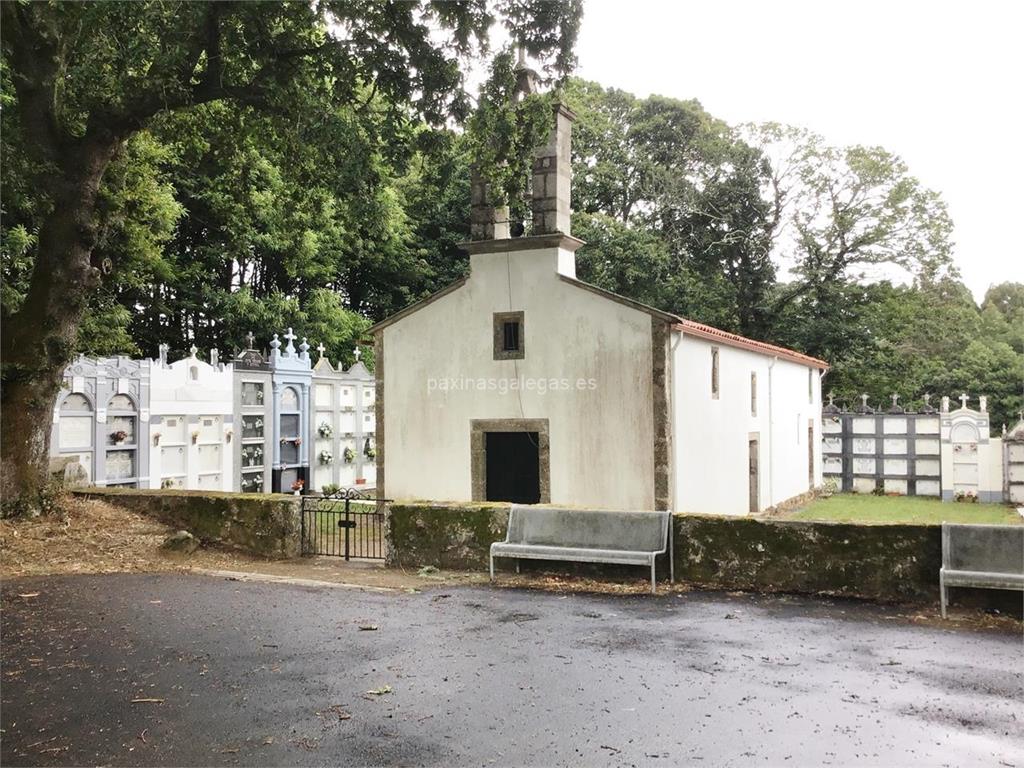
[368,101,826,516]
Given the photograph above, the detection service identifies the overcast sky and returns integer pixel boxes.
[570,0,1023,301]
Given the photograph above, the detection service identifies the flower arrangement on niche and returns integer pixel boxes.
[225,429,233,443]
[364,443,376,460]
[319,449,333,465]
[152,432,161,446]
[318,422,333,439]
[242,474,264,493]
[291,479,305,495]
[191,431,200,444]
[243,446,263,467]
[343,447,355,464]
[110,430,128,444]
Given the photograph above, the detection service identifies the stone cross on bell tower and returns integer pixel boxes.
[959,393,970,410]
[354,346,362,362]
[316,343,326,359]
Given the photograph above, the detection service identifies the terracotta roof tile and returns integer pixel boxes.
[675,319,829,369]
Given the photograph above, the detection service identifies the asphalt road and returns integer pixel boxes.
[2,573,1022,767]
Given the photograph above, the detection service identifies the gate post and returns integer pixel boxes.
[344,494,351,561]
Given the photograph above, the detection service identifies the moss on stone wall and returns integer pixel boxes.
[73,488,301,559]
[672,515,940,602]
[386,503,946,603]
[387,502,510,569]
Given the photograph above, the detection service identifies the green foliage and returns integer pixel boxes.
[564,79,776,335]
[467,51,554,227]
[2,2,1017,437]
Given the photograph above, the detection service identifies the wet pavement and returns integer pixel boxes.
[2,573,1022,767]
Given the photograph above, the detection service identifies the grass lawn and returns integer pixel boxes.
[782,493,1023,526]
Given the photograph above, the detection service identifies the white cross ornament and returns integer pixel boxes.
[283,327,297,352]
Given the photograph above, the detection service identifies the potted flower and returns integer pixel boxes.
[318,422,333,439]
[191,430,199,444]
[110,430,128,445]
[152,432,161,446]
[293,437,302,446]
[291,478,305,496]
[343,447,355,464]
[364,443,376,460]
[319,449,333,465]
[225,429,233,443]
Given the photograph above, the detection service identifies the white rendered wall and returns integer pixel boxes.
[382,243,655,510]
[148,357,234,490]
[673,334,821,516]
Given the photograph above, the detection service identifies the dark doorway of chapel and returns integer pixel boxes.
[485,432,540,503]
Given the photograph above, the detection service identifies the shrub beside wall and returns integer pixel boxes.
[74,488,301,558]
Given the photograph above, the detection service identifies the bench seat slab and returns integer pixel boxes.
[491,543,654,567]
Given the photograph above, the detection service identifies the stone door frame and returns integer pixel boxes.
[470,418,551,504]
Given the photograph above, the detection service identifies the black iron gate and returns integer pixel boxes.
[301,488,387,560]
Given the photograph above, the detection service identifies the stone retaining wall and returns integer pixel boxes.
[387,503,952,604]
[74,488,301,558]
[387,502,510,570]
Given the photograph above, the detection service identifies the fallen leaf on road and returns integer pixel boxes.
[366,685,392,696]
[131,698,165,704]
[262,737,274,746]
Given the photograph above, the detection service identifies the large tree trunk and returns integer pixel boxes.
[1,137,120,514]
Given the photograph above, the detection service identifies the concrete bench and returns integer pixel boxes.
[940,523,1024,618]
[490,506,673,593]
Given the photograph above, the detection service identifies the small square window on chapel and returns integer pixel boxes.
[493,311,525,360]
[711,347,720,399]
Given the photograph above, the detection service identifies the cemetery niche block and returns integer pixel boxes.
[268,329,312,493]
[310,346,377,493]
[52,331,377,496]
[233,334,273,494]
[939,395,1004,502]
[823,393,1006,501]
[149,345,234,491]
[51,355,151,488]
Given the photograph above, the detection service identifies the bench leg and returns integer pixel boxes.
[940,572,947,619]
[669,522,675,584]
[490,554,495,583]
[650,560,656,594]
[516,559,520,575]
